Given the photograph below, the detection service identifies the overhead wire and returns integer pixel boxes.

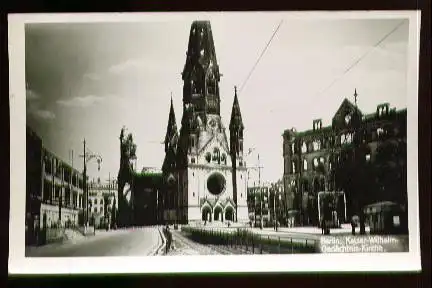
[309,19,407,106]
[238,19,284,94]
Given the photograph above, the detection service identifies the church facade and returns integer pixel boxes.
[162,21,249,224]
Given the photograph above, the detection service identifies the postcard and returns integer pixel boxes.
[8,11,421,274]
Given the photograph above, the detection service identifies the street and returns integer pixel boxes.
[25,226,163,257]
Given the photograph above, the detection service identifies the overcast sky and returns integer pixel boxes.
[25,14,409,183]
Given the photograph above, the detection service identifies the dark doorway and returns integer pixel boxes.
[202,207,211,221]
[225,207,234,221]
[214,206,223,221]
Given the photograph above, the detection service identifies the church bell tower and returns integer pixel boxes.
[173,20,249,224]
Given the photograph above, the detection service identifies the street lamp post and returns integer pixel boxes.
[273,185,276,231]
[257,154,264,230]
[245,148,264,229]
[81,138,102,233]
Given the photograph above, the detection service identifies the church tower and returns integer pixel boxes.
[176,21,248,224]
[162,96,179,174]
[229,87,245,222]
[162,97,179,223]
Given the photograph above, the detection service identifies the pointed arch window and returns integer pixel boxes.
[303,159,308,171]
[301,142,307,153]
[205,153,211,163]
[190,136,195,148]
[313,158,319,168]
[221,153,227,165]
[291,143,295,154]
[292,161,296,174]
[313,140,321,151]
[207,71,216,95]
[377,127,384,137]
[212,148,220,163]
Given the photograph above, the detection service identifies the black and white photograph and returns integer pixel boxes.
[9,11,421,274]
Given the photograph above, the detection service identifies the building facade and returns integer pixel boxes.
[247,186,270,225]
[247,180,285,226]
[282,95,407,226]
[88,178,118,228]
[26,127,85,244]
[161,21,248,224]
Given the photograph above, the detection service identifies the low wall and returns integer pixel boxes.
[40,203,80,228]
[181,226,318,254]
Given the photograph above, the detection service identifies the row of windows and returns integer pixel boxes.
[287,125,404,155]
[288,156,326,174]
[189,79,218,96]
[89,198,116,206]
[90,206,112,214]
[205,149,228,165]
[42,180,83,208]
[286,152,372,174]
[285,177,327,194]
[43,158,83,188]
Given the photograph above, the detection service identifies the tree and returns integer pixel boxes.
[333,143,372,234]
[374,139,407,206]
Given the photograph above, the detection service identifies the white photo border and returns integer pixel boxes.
[8,10,421,274]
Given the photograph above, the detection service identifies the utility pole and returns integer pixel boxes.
[177,170,180,226]
[107,172,111,222]
[353,89,366,235]
[298,152,303,226]
[273,184,276,231]
[70,150,74,209]
[258,154,263,230]
[59,162,63,224]
[83,139,87,231]
[83,139,88,231]
[80,138,102,232]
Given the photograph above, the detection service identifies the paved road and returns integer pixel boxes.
[26,226,163,257]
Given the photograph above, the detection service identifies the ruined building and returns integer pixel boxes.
[283,92,407,226]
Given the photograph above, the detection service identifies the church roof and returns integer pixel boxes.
[164,96,178,149]
[332,97,363,122]
[182,21,220,81]
[197,131,230,155]
[199,197,236,209]
[229,87,244,130]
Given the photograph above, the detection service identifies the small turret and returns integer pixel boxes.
[162,96,179,174]
[164,96,178,153]
[229,86,244,158]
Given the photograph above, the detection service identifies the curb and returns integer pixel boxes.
[153,226,167,256]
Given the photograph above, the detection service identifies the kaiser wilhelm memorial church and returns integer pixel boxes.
[162,21,249,224]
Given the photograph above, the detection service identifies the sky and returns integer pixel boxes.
[25,14,410,184]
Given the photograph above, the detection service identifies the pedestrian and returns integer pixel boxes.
[351,218,356,235]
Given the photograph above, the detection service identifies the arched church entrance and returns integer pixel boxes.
[225,206,234,222]
[202,206,212,222]
[214,206,223,222]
